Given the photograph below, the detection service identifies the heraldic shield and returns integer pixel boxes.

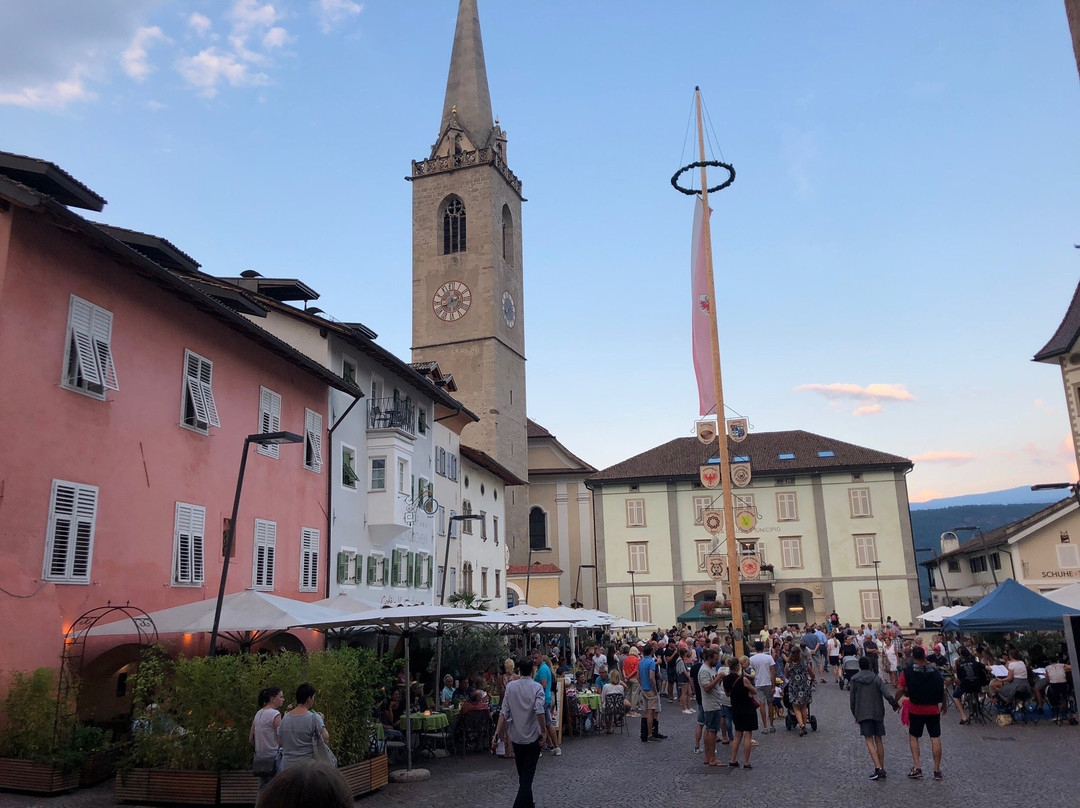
[699,464,720,489]
[703,508,724,535]
[727,417,748,443]
[696,420,718,444]
[731,462,752,488]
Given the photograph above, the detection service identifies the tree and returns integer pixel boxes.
[447,590,490,610]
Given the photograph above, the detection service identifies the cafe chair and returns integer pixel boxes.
[456,709,493,754]
[601,692,627,736]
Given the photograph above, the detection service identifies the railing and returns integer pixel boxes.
[741,567,774,582]
[367,397,416,436]
[411,147,523,196]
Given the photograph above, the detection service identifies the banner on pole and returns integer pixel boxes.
[690,198,716,416]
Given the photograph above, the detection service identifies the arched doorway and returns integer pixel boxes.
[780,588,813,627]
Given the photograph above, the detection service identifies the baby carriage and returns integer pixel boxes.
[782,682,818,732]
[839,654,860,690]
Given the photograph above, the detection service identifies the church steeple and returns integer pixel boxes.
[437,0,495,152]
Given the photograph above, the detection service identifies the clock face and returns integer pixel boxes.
[433,281,472,321]
[502,291,516,328]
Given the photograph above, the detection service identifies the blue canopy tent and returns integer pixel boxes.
[942,578,1080,632]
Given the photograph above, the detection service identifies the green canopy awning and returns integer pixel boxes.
[677,602,731,623]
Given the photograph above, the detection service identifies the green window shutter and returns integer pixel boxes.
[353,554,363,584]
[382,556,390,586]
[337,552,349,584]
[407,552,415,587]
[367,555,376,585]
[392,549,401,584]
[427,555,433,588]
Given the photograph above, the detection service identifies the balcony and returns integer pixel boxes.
[367,397,416,437]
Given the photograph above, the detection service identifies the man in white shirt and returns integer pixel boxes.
[493,657,548,808]
[748,641,777,732]
[592,647,608,678]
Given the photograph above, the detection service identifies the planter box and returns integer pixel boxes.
[115,768,218,805]
[80,748,123,788]
[0,758,80,794]
[219,770,259,805]
[340,754,388,797]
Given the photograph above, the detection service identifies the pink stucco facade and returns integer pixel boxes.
[0,203,331,681]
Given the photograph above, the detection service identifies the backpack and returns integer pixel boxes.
[956,659,986,688]
[903,664,944,706]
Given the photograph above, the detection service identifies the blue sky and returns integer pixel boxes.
[4,1,1080,502]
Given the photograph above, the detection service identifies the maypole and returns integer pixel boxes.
[671,87,743,643]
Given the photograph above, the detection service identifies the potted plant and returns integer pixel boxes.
[0,668,81,794]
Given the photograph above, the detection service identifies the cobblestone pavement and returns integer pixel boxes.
[4,680,1078,808]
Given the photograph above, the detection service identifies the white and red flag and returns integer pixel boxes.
[691,197,715,416]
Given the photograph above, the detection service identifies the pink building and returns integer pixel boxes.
[0,153,353,707]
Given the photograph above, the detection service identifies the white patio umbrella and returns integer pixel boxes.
[1045,581,1080,609]
[292,604,481,779]
[76,589,348,650]
[610,617,652,630]
[917,605,969,624]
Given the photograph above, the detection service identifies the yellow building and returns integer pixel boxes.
[589,430,920,630]
[506,563,563,608]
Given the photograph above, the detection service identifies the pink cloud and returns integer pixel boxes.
[794,383,915,402]
[853,404,883,416]
[910,489,944,503]
[910,450,975,466]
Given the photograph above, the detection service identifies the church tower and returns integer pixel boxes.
[410,0,528,544]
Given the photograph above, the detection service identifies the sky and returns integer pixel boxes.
[3,0,1080,503]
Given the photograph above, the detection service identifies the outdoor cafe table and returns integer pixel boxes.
[399,712,450,731]
[578,692,601,711]
[441,707,461,724]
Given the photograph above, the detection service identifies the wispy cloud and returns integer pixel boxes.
[121,26,167,82]
[0,65,97,109]
[796,382,914,414]
[910,489,944,504]
[911,450,975,466]
[315,0,364,34]
[188,13,213,38]
[853,404,883,417]
[176,48,267,97]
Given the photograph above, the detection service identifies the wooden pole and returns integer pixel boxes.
[694,87,744,642]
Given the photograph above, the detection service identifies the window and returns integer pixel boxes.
[693,496,712,525]
[854,534,877,567]
[860,589,881,622]
[446,453,459,481]
[369,456,385,491]
[849,487,872,517]
[337,550,360,585]
[780,536,803,569]
[969,556,988,574]
[62,295,118,398]
[341,446,359,490]
[481,567,489,597]
[946,559,961,573]
[462,500,474,533]
[1058,545,1080,569]
[626,498,645,527]
[436,447,446,476]
[367,553,389,586]
[480,510,487,541]
[297,528,320,592]
[776,492,798,521]
[418,407,428,435]
[252,519,276,590]
[301,409,323,472]
[449,566,457,594]
[181,350,220,433]
[529,507,548,550]
[392,549,409,587]
[628,542,649,573]
[493,515,499,545]
[778,452,796,461]
[438,565,446,598]
[495,570,501,597]
[437,505,446,536]
[502,204,513,263]
[696,540,711,571]
[739,540,762,563]
[256,387,282,457]
[442,195,467,254]
[462,562,474,593]
[172,502,205,586]
[342,357,357,387]
[43,480,98,584]
[632,594,652,624]
[989,552,1002,571]
[817,450,835,458]
[397,459,408,494]
[734,494,755,510]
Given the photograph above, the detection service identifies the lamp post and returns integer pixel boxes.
[915,547,950,607]
[440,514,483,605]
[626,569,638,622]
[210,431,304,657]
[953,525,997,586]
[573,564,597,609]
[871,559,883,627]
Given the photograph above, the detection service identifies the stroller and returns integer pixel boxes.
[782,682,818,732]
[839,654,860,690]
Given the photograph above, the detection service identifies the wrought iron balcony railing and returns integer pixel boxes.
[367,397,416,436]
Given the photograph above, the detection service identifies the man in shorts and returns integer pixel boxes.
[638,643,663,742]
[697,648,725,766]
[849,656,899,779]
[896,646,946,780]
[748,641,776,732]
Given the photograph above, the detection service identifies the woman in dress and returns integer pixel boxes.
[883,630,900,686]
[676,648,693,713]
[249,686,283,792]
[723,657,758,768]
[279,683,330,770]
[827,633,841,684]
[785,646,815,736]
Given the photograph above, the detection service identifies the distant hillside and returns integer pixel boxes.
[909,502,1057,603]
[910,485,1066,511]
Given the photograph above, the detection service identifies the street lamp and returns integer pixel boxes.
[953,525,998,586]
[872,559,883,627]
[573,564,597,609]
[210,431,304,657]
[915,547,951,607]
[626,569,638,622]
[440,514,483,605]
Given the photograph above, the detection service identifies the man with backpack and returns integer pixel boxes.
[951,647,989,724]
[895,645,947,781]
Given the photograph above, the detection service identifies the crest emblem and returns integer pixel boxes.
[731,462,752,488]
[703,509,724,535]
[739,556,760,580]
[734,508,757,533]
[727,418,748,442]
[699,464,720,489]
[706,554,727,581]
[696,420,717,444]
[698,294,711,315]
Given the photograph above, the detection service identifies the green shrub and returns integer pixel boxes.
[0,667,97,771]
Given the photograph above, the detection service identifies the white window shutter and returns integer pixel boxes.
[91,306,119,390]
[258,388,282,457]
[44,480,97,584]
[305,409,323,472]
[300,528,319,592]
[68,297,103,388]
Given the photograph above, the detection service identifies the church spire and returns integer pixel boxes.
[439,0,495,149]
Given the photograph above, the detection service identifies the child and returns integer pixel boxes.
[771,678,784,720]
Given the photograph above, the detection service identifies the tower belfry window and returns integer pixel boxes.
[442,196,467,255]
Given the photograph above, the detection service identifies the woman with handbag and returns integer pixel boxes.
[280,683,335,770]
[250,686,284,792]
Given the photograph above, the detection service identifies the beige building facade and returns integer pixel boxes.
[589,431,921,631]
